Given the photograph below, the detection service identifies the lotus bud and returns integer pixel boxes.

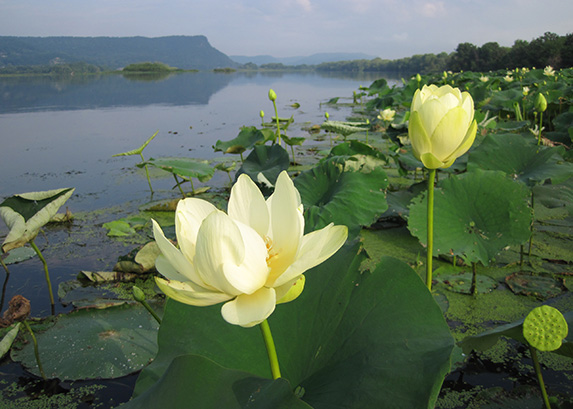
[260,110,265,119]
[325,112,329,120]
[416,73,421,82]
[535,93,547,113]
[268,89,277,102]
[132,286,146,303]
[408,84,477,169]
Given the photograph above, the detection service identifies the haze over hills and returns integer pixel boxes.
[0,36,238,70]
[230,52,377,66]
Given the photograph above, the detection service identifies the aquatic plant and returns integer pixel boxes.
[113,130,159,194]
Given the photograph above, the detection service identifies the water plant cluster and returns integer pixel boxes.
[0,66,572,408]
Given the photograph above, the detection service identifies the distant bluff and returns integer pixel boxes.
[0,35,238,70]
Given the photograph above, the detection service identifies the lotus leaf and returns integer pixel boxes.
[141,157,214,182]
[235,144,290,186]
[408,169,533,265]
[295,157,388,231]
[0,188,75,252]
[130,241,454,408]
[468,133,573,186]
[12,303,160,380]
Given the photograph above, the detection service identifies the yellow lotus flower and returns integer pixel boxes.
[152,171,348,327]
[543,65,555,76]
[408,84,477,169]
[377,108,396,122]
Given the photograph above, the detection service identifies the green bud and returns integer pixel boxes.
[416,73,421,82]
[132,286,146,303]
[259,110,265,118]
[535,93,547,112]
[268,89,277,101]
[325,112,329,119]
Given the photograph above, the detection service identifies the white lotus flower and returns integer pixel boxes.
[377,108,396,122]
[152,171,348,327]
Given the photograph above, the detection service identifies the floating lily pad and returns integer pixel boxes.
[12,303,161,380]
[523,305,568,351]
[505,272,563,299]
[2,246,37,264]
[408,169,533,265]
[436,272,498,294]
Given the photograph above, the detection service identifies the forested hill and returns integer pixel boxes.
[0,36,238,70]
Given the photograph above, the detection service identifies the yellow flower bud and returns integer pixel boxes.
[268,89,277,101]
[408,84,477,169]
[535,93,547,113]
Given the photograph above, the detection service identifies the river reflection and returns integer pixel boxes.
[0,71,399,211]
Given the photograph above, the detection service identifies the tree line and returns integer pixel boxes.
[315,32,572,74]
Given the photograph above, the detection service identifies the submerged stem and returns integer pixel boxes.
[530,346,552,409]
[29,240,54,309]
[259,319,281,380]
[23,320,46,380]
[426,168,436,291]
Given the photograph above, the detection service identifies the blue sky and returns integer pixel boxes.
[1,0,572,59]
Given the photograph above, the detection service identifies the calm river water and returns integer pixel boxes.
[0,70,399,316]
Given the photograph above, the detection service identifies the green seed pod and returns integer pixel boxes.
[535,93,547,113]
[268,89,277,102]
[523,305,568,351]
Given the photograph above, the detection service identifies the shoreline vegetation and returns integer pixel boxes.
[0,31,571,77]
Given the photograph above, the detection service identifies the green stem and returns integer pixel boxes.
[528,190,535,258]
[29,240,54,308]
[471,262,477,295]
[173,174,186,198]
[0,256,9,275]
[272,100,281,146]
[23,320,46,380]
[538,112,543,145]
[140,153,154,194]
[530,346,552,409]
[426,168,436,291]
[259,319,281,379]
[141,300,162,324]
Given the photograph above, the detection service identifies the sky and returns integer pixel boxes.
[1,0,572,59]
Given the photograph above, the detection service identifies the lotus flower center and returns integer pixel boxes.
[264,236,279,267]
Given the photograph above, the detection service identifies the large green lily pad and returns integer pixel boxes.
[236,144,290,186]
[467,133,573,187]
[119,355,312,409]
[295,156,389,231]
[12,303,160,380]
[408,169,533,265]
[213,126,274,154]
[129,241,454,408]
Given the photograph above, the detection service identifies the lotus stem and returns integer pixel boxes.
[139,153,154,194]
[23,320,46,380]
[173,174,186,197]
[426,168,436,291]
[537,112,543,145]
[132,287,162,325]
[471,262,477,295]
[528,190,535,258]
[29,240,54,309]
[272,100,281,146]
[260,319,281,380]
[0,256,9,275]
[529,346,552,409]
